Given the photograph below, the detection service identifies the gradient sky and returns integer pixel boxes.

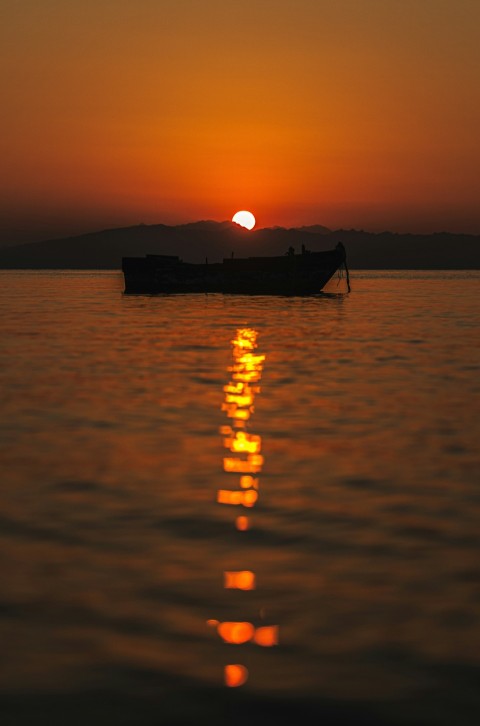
[1,0,479,244]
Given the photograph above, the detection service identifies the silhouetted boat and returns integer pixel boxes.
[122,242,349,295]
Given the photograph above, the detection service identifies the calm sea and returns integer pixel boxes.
[0,270,479,726]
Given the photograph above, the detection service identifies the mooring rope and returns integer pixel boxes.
[344,258,351,292]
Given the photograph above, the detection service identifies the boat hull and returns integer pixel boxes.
[122,247,347,296]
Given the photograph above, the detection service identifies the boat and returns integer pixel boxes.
[122,242,349,295]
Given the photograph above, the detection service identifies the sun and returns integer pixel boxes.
[232,210,256,230]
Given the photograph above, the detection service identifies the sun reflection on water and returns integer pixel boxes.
[209,328,279,687]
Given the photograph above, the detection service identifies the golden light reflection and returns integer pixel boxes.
[240,475,258,489]
[225,393,254,406]
[217,489,258,507]
[217,621,279,647]
[235,515,250,531]
[232,371,261,383]
[221,403,252,421]
[224,664,248,688]
[218,621,255,644]
[224,571,256,590]
[223,383,243,394]
[212,328,278,687]
[225,431,262,454]
[222,456,263,474]
[253,625,279,647]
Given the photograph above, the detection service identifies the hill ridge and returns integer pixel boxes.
[0,222,478,269]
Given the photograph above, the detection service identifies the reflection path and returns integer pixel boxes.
[209,328,278,688]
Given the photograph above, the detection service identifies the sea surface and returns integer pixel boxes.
[0,270,479,726]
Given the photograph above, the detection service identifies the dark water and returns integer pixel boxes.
[0,270,479,725]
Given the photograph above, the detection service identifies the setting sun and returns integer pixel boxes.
[232,211,256,230]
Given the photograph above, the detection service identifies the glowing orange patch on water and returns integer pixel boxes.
[218,621,255,644]
[238,353,265,366]
[223,455,263,474]
[221,404,252,421]
[225,393,254,407]
[253,625,279,646]
[232,371,261,383]
[242,489,258,507]
[226,432,262,454]
[217,489,258,507]
[224,664,248,687]
[223,382,244,394]
[217,489,242,505]
[240,475,258,489]
[231,336,255,350]
[223,458,253,473]
[224,570,256,590]
[233,408,252,421]
[236,515,250,531]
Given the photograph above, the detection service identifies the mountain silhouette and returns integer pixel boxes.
[0,221,478,269]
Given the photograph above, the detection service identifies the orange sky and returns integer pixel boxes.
[1,0,479,244]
